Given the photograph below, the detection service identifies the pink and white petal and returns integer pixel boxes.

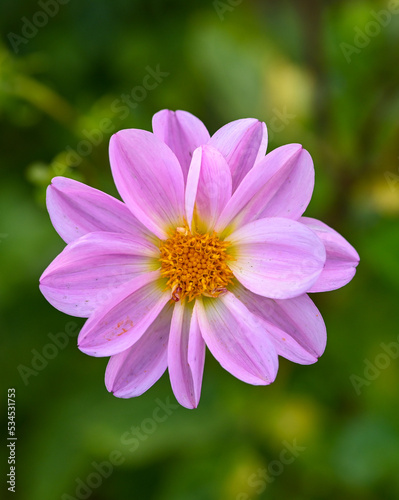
[185,145,232,233]
[228,217,326,299]
[152,109,210,181]
[78,272,171,357]
[168,302,205,409]
[105,302,173,398]
[109,129,185,239]
[232,283,326,363]
[187,305,206,403]
[215,145,314,235]
[39,232,160,318]
[47,177,153,244]
[255,147,314,220]
[300,217,360,293]
[196,293,279,385]
[208,118,267,192]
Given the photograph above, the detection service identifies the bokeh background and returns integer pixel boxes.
[1,0,399,499]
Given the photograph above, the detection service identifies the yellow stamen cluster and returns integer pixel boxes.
[159,226,234,302]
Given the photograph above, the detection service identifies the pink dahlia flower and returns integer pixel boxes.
[40,110,359,409]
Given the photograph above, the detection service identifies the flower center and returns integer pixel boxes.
[159,225,234,302]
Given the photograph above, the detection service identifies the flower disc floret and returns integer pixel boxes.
[159,226,234,302]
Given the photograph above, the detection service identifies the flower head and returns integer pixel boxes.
[40,110,359,408]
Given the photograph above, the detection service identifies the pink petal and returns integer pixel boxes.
[78,273,171,357]
[105,303,173,398]
[208,118,267,192]
[215,144,314,235]
[301,217,360,293]
[168,302,205,409]
[39,232,159,318]
[232,283,326,364]
[109,129,185,239]
[227,217,326,299]
[185,145,232,232]
[152,109,210,181]
[196,293,278,385]
[47,177,153,244]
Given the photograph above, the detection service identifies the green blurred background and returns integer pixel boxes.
[1,0,399,499]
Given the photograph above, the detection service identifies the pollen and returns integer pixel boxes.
[159,225,234,302]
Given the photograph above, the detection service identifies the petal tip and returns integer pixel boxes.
[177,396,198,410]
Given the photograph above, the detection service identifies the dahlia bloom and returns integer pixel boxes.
[40,110,359,408]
